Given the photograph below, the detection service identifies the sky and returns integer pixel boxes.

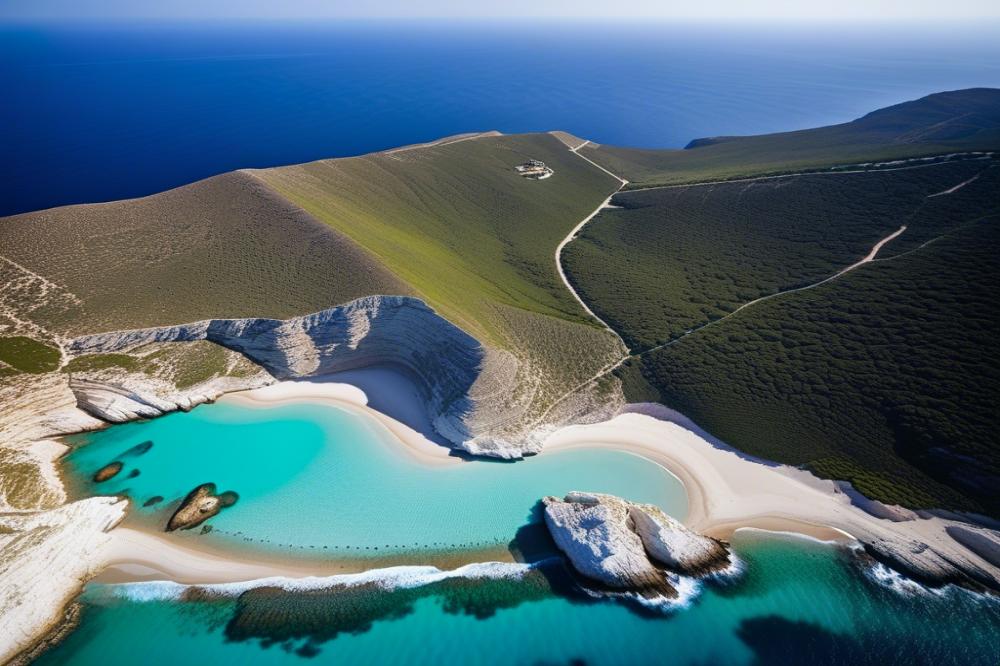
[3,0,1000,22]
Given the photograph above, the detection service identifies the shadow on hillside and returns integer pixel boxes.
[303,366,455,449]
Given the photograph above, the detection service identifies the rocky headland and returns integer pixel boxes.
[542,492,730,600]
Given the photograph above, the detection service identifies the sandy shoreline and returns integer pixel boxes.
[94,376,999,591]
[219,377,460,468]
[98,526,514,585]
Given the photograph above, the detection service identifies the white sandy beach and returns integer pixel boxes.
[96,375,1000,588]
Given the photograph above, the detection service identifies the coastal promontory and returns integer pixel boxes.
[542,492,730,597]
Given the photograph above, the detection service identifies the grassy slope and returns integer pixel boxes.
[254,133,621,348]
[584,88,1000,187]
[564,160,995,351]
[0,171,411,337]
[2,132,623,428]
[620,218,1000,513]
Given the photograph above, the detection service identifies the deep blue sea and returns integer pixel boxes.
[2,20,1000,216]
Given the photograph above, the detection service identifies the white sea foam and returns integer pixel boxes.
[733,526,851,546]
[111,560,545,602]
[864,561,947,598]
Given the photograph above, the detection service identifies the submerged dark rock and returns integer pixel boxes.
[127,468,140,479]
[93,462,123,483]
[222,562,568,655]
[120,440,154,457]
[166,483,238,531]
[143,495,164,507]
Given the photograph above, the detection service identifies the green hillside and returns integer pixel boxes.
[255,133,621,347]
[584,89,1000,187]
[564,160,996,351]
[618,215,1000,513]
[2,132,624,429]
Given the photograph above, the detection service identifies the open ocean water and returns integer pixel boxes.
[2,20,1000,215]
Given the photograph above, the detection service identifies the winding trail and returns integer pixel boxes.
[538,216,910,425]
[542,153,998,423]
[619,151,994,195]
[554,140,630,352]
[637,224,907,358]
[927,173,981,197]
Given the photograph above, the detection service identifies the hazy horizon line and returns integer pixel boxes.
[5,16,1000,27]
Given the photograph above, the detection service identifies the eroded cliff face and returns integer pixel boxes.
[68,295,550,458]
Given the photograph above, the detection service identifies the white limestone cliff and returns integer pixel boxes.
[68,295,538,458]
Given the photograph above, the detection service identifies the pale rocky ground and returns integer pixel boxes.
[0,497,128,664]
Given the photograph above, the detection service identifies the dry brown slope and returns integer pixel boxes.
[0,171,411,338]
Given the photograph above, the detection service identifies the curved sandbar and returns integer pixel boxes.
[94,375,682,583]
[97,378,1000,593]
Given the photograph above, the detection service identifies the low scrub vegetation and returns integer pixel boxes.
[621,218,1000,514]
[0,172,410,337]
[0,336,60,374]
[565,160,996,351]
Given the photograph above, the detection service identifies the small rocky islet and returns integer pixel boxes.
[166,483,239,532]
[91,441,153,483]
[542,492,731,598]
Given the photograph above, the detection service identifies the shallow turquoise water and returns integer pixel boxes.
[64,400,686,557]
[40,532,1000,665]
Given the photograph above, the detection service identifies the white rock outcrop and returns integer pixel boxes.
[543,492,672,594]
[68,295,533,457]
[542,492,730,597]
[0,497,127,664]
[69,373,272,424]
[629,502,730,576]
[0,374,106,510]
[0,373,105,447]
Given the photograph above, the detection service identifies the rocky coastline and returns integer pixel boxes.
[542,492,731,600]
[3,294,1000,660]
[67,295,535,458]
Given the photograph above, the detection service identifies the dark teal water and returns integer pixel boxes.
[3,21,1000,215]
[39,532,1000,666]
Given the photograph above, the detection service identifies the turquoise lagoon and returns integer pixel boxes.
[56,396,1000,664]
[63,398,687,557]
[41,532,1000,665]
